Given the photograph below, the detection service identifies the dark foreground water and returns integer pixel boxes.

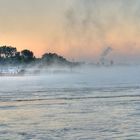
[0,66,140,140]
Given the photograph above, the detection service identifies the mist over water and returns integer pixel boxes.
[0,0,140,139]
[0,65,140,139]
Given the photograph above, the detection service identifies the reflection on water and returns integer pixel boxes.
[0,66,140,140]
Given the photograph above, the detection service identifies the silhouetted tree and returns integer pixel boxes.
[0,46,17,58]
[0,45,76,67]
[42,53,68,65]
[21,49,34,63]
[13,52,22,63]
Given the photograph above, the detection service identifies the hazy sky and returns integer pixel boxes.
[0,0,140,63]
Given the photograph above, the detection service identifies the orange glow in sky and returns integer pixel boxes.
[0,0,140,63]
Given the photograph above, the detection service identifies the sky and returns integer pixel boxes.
[0,0,140,63]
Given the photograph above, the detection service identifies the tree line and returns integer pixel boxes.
[0,45,76,66]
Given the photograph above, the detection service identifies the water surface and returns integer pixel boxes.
[0,66,140,140]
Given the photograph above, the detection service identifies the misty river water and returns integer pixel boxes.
[0,66,140,140]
